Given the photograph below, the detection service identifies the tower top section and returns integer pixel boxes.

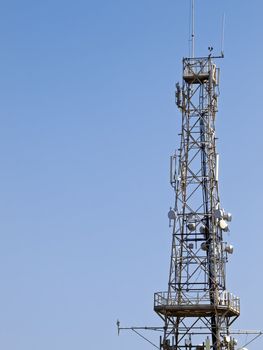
[183,56,218,85]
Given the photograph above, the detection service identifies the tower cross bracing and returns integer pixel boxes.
[154,56,239,350]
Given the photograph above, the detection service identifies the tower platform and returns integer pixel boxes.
[183,57,217,84]
[154,291,240,318]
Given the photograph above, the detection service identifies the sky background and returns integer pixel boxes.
[0,0,262,349]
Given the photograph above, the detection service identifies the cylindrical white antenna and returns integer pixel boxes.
[191,0,195,58]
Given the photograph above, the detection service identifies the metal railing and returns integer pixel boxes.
[183,58,216,82]
[154,290,240,314]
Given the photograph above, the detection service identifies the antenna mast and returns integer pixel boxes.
[191,0,195,58]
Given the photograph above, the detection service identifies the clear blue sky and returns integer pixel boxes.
[0,0,262,349]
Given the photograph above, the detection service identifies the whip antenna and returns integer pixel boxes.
[191,0,195,58]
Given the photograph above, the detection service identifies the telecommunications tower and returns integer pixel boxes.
[153,3,240,346]
[154,47,239,350]
[118,2,262,350]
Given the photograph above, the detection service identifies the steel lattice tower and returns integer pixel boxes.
[153,56,240,350]
[118,4,262,348]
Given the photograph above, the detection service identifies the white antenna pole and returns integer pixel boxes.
[191,0,195,58]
